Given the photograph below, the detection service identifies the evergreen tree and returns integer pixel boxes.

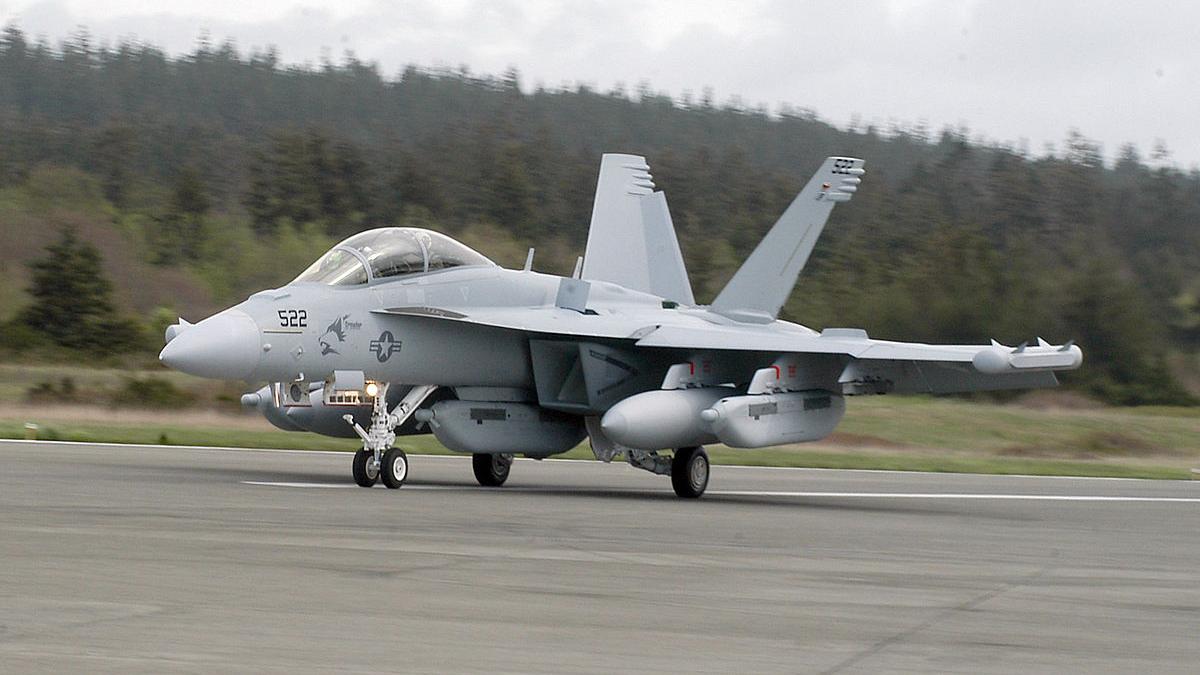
[243,130,372,235]
[88,125,136,208]
[21,228,141,354]
[486,145,535,235]
[154,167,211,262]
[1059,255,1195,405]
[377,152,443,223]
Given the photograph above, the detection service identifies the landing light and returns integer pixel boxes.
[365,382,380,398]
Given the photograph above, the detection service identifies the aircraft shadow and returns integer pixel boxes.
[197,465,990,517]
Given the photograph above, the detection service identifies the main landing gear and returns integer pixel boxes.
[670,446,710,499]
[472,453,513,487]
[622,445,710,498]
[583,418,712,498]
[345,383,436,489]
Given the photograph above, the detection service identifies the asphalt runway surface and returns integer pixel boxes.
[2,441,1199,674]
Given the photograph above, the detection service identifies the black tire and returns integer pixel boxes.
[671,446,709,498]
[473,453,511,487]
[380,447,409,489]
[352,449,378,487]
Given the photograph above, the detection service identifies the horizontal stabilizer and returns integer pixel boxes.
[711,157,864,322]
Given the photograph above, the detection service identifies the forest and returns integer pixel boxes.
[0,27,1197,405]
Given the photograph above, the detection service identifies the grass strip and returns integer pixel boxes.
[1,419,1190,480]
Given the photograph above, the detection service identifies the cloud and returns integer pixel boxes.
[2,0,1197,165]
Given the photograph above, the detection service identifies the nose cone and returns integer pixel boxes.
[159,309,261,379]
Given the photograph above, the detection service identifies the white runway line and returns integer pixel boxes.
[710,491,1200,502]
[240,481,1200,503]
[243,481,364,488]
[242,481,461,489]
[240,481,663,494]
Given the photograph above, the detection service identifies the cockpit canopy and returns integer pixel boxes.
[292,227,494,286]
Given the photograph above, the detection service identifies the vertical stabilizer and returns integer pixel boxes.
[642,190,695,306]
[582,154,695,305]
[711,157,864,322]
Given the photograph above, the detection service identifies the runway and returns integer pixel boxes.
[2,441,1198,673]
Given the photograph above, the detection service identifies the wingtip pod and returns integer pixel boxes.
[972,341,1083,375]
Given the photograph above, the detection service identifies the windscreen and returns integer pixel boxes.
[291,248,368,285]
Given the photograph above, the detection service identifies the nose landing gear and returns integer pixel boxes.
[345,383,436,489]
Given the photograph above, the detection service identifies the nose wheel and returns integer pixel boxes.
[350,446,408,489]
[352,449,379,487]
[380,447,408,488]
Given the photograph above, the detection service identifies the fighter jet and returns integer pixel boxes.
[160,154,1082,498]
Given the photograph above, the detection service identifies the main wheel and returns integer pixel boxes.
[473,453,511,487]
[352,449,378,487]
[671,446,709,498]
[380,447,409,489]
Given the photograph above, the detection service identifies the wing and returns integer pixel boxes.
[635,325,1081,394]
[373,306,1081,395]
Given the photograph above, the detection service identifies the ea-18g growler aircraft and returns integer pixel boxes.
[160,154,1082,498]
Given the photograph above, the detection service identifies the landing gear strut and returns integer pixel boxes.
[345,383,436,489]
[472,453,512,487]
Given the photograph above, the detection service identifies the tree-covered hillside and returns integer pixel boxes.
[0,28,1196,404]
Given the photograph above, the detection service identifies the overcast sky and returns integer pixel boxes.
[2,0,1196,167]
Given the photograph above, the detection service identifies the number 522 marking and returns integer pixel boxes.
[278,309,307,328]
